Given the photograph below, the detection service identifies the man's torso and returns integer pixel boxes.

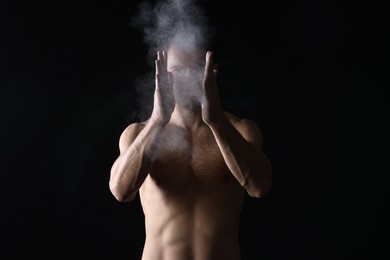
[139,123,245,260]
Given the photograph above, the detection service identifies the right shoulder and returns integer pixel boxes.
[118,121,147,153]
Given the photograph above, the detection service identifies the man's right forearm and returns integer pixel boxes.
[109,121,163,201]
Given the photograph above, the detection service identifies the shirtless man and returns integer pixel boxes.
[109,42,273,260]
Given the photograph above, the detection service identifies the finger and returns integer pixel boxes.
[157,50,162,62]
[204,51,217,84]
[204,51,213,75]
[157,50,168,77]
[155,58,161,77]
[203,51,211,84]
[213,63,219,80]
[155,59,161,89]
[162,50,167,68]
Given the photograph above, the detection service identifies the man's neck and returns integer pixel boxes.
[170,105,204,131]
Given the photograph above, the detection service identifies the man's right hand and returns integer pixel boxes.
[151,50,174,125]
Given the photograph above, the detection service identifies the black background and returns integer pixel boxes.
[1,0,388,259]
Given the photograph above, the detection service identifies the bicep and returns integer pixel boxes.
[241,121,273,171]
[237,119,264,150]
[118,123,142,154]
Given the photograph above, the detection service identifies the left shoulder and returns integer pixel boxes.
[223,111,262,131]
[223,111,264,145]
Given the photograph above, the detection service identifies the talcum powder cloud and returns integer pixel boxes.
[129,0,216,120]
[131,0,215,65]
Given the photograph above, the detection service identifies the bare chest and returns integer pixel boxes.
[148,127,233,191]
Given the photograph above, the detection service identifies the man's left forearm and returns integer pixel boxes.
[208,116,273,197]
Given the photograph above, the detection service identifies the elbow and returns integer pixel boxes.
[246,172,273,199]
[247,183,272,198]
[109,181,126,202]
[109,180,136,202]
[109,162,137,202]
[247,187,268,198]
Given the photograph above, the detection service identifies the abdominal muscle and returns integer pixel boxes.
[139,165,245,260]
[137,124,246,260]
